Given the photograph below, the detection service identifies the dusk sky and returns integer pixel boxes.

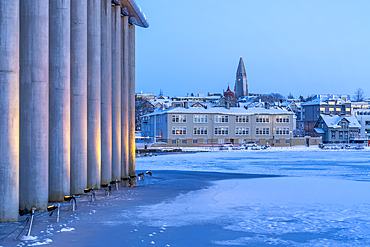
[135,0,370,99]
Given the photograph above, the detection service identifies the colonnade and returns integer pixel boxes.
[0,0,148,222]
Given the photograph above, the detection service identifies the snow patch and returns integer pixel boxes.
[26,238,52,246]
[60,227,75,232]
[20,236,38,241]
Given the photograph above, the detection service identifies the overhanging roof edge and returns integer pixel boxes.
[120,0,149,28]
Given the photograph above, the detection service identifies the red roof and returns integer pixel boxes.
[225,86,233,96]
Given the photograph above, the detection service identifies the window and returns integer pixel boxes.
[172,115,186,123]
[172,127,186,135]
[336,108,341,112]
[193,127,208,135]
[328,101,335,105]
[215,115,229,123]
[256,128,270,135]
[172,139,176,144]
[235,115,249,123]
[285,139,290,144]
[276,116,290,123]
[256,115,269,123]
[276,128,289,135]
[215,127,229,135]
[193,115,208,123]
[182,140,187,144]
[235,127,249,135]
[345,131,348,138]
[204,139,208,144]
[320,108,325,112]
[329,108,334,112]
[339,131,343,138]
[193,139,198,144]
[331,131,336,138]
[346,108,350,112]
[366,121,370,126]
[341,122,346,128]
[276,139,280,144]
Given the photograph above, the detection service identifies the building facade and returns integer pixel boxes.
[314,115,361,143]
[301,94,351,136]
[141,107,296,147]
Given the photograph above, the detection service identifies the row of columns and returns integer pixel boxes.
[0,0,137,222]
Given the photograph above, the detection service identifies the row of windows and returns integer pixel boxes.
[331,131,358,139]
[276,116,289,123]
[255,128,270,135]
[171,115,289,123]
[173,127,278,136]
[276,128,290,135]
[172,127,291,136]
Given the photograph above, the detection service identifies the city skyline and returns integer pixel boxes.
[136,0,370,98]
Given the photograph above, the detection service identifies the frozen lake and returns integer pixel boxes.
[2,149,370,246]
[131,149,370,246]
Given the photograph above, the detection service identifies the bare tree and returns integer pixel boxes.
[353,88,364,102]
[287,92,294,99]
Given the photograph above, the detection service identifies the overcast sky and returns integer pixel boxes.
[135,0,370,99]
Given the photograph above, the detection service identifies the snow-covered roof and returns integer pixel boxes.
[302,94,351,106]
[143,107,294,117]
[320,115,361,129]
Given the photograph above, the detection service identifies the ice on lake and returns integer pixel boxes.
[132,149,370,246]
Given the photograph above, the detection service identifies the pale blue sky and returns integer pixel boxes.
[135,0,370,99]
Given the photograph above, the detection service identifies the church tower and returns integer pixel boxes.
[234,57,248,98]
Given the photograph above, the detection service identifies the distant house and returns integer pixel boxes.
[314,115,361,143]
[301,94,351,136]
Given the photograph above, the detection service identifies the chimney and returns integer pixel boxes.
[184,101,189,109]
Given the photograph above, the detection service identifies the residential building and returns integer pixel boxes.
[352,101,370,141]
[314,115,361,143]
[141,107,296,147]
[301,94,351,136]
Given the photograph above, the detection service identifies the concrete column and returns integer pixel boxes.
[128,24,136,177]
[112,5,121,182]
[87,0,101,189]
[0,0,19,222]
[49,0,71,202]
[19,0,49,210]
[101,0,112,184]
[121,15,129,180]
[70,0,87,194]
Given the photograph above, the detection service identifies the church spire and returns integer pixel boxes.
[236,57,247,77]
[234,57,248,98]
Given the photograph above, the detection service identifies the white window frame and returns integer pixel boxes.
[215,115,229,123]
[193,115,208,123]
[172,127,187,135]
[193,127,208,135]
[172,114,187,123]
[255,115,270,123]
[235,127,249,135]
[255,127,270,135]
[235,115,249,123]
[214,127,229,135]
[276,116,290,123]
